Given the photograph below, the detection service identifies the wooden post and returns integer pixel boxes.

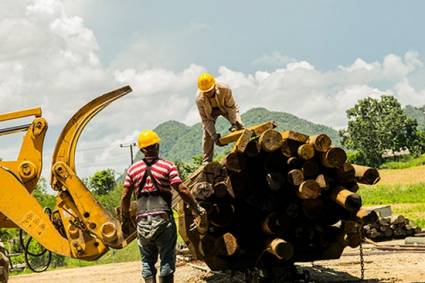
[319,147,347,168]
[335,163,356,183]
[266,172,285,191]
[218,121,276,145]
[330,187,362,212]
[266,238,294,261]
[297,143,315,160]
[262,213,290,235]
[223,152,246,172]
[245,139,261,157]
[352,164,380,185]
[302,199,324,219]
[287,169,304,186]
[302,160,320,179]
[281,130,309,143]
[215,232,239,256]
[315,174,329,190]
[308,134,332,152]
[287,156,302,169]
[297,180,321,199]
[259,129,283,152]
[281,138,299,157]
[234,129,254,153]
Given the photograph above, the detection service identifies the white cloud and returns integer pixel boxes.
[1,0,425,180]
[251,51,296,69]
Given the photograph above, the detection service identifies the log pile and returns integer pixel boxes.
[363,215,422,241]
[177,121,381,271]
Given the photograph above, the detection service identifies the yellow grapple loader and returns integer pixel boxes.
[0,86,137,282]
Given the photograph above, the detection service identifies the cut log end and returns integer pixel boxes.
[308,134,332,152]
[266,238,294,261]
[260,129,283,152]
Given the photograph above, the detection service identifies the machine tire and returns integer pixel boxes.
[0,243,9,283]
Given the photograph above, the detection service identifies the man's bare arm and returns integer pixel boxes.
[171,182,202,215]
[120,187,132,218]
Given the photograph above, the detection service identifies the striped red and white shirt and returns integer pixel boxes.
[123,158,182,194]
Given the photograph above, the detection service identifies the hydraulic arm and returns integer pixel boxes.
[0,85,137,261]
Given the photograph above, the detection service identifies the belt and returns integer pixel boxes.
[137,213,170,222]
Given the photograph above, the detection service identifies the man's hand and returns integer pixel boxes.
[213,133,223,146]
[189,205,208,233]
[121,212,133,235]
[229,122,244,132]
[192,204,207,217]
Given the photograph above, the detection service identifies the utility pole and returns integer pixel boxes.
[120,143,137,164]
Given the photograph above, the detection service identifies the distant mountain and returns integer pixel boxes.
[405,105,425,130]
[135,107,341,163]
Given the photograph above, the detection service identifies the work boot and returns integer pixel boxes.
[144,276,156,283]
[159,274,174,283]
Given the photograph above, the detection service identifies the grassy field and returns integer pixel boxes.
[380,154,425,169]
[360,163,425,228]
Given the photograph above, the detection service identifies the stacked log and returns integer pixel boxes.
[177,122,380,272]
[363,215,422,241]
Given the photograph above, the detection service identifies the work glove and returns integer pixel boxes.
[213,133,223,146]
[229,122,244,132]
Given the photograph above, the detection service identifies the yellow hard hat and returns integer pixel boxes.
[198,72,216,93]
[138,129,161,149]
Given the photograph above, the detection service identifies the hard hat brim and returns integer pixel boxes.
[198,84,215,93]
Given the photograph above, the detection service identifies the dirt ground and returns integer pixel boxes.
[8,240,425,283]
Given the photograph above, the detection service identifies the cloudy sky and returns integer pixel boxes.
[0,0,424,179]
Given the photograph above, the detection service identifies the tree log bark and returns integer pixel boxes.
[330,187,362,212]
[352,164,380,185]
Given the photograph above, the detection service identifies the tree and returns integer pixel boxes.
[340,95,422,167]
[88,169,116,195]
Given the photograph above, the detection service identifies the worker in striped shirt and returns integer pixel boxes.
[120,130,206,283]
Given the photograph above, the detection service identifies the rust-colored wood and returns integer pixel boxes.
[330,187,362,212]
[352,164,380,185]
[259,129,283,152]
[297,180,321,199]
[315,174,329,190]
[281,130,309,143]
[234,128,254,153]
[287,169,304,186]
[308,134,332,152]
[266,238,294,261]
[218,121,277,145]
[215,232,239,256]
[297,143,315,160]
[319,147,347,168]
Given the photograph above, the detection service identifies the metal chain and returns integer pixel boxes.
[359,230,365,281]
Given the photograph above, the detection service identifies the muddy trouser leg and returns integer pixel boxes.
[139,235,159,279]
[157,217,177,279]
[202,127,214,163]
